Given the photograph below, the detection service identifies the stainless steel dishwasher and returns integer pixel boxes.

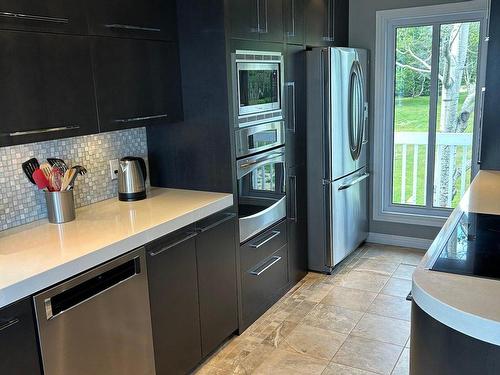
[34,247,155,375]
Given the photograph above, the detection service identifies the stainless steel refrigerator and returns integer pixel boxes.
[306,47,369,273]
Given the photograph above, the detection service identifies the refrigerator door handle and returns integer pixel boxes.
[338,173,370,191]
[362,102,369,145]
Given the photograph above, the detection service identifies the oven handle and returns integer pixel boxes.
[239,151,284,168]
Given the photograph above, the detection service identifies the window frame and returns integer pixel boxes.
[373,1,489,227]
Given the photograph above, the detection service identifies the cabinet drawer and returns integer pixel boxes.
[241,245,289,327]
[240,220,287,271]
[0,298,42,374]
[0,0,87,34]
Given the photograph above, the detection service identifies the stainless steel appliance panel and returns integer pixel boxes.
[237,147,286,243]
[331,168,369,266]
[326,48,368,180]
[235,121,285,158]
[34,248,155,375]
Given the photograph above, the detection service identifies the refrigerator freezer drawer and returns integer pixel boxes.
[331,169,369,266]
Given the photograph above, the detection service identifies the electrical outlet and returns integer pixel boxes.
[109,159,119,180]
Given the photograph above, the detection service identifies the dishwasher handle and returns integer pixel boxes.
[43,256,141,320]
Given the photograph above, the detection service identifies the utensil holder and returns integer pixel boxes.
[45,190,76,224]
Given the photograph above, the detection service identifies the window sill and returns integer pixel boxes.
[373,208,448,227]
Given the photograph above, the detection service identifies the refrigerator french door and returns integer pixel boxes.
[307,47,369,273]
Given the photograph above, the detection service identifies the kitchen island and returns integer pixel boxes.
[411,170,500,374]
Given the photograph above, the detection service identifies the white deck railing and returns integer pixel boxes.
[394,132,473,206]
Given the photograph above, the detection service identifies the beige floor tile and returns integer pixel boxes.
[381,278,412,298]
[335,270,390,293]
[350,258,400,276]
[361,245,407,263]
[332,336,403,375]
[286,300,318,323]
[322,362,378,375]
[232,344,277,374]
[262,320,299,348]
[279,324,347,361]
[392,264,416,280]
[351,313,410,346]
[400,251,424,266]
[303,303,364,334]
[253,348,328,375]
[301,282,336,303]
[367,294,411,321]
[321,285,377,312]
[193,365,235,374]
[391,348,410,375]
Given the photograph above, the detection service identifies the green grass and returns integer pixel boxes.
[392,93,474,208]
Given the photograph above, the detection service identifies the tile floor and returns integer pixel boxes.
[193,243,424,375]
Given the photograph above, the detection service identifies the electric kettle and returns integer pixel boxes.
[118,156,147,201]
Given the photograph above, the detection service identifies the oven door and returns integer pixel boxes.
[237,62,281,117]
[237,147,286,243]
[235,121,285,158]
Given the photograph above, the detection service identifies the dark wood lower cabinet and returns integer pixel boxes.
[147,211,238,373]
[196,212,238,357]
[0,298,41,375]
[146,226,202,375]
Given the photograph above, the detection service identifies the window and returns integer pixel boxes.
[374,2,488,226]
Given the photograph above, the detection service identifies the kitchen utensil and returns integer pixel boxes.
[32,169,50,190]
[118,156,147,201]
[21,158,40,185]
[61,169,76,191]
[40,163,52,180]
[50,167,63,192]
[72,165,87,176]
[47,158,68,173]
[65,165,87,190]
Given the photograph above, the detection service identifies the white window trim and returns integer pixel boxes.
[373,0,489,227]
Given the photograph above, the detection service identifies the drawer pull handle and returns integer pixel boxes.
[104,24,161,32]
[197,213,236,233]
[0,317,20,331]
[0,11,68,24]
[114,114,168,124]
[250,256,282,276]
[148,232,197,257]
[249,230,281,249]
[3,125,80,137]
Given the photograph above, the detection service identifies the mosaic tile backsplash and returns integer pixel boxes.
[0,127,148,231]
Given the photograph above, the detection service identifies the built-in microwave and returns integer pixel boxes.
[233,51,284,127]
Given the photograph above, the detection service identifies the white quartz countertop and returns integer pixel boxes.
[412,170,500,345]
[0,188,233,308]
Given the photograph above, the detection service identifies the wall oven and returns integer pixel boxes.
[233,51,284,127]
[237,145,286,243]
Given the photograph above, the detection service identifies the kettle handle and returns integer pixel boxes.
[139,158,147,182]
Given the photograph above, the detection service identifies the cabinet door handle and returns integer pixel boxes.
[286,81,296,133]
[260,0,269,34]
[250,256,282,276]
[477,87,486,164]
[322,0,334,41]
[2,125,80,137]
[286,0,296,37]
[0,317,20,331]
[197,213,236,233]
[251,0,261,33]
[104,24,161,32]
[148,232,198,257]
[114,114,168,124]
[289,175,298,222]
[249,230,281,249]
[0,11,68,24]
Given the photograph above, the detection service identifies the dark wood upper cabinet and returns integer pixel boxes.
[0,0,87,34]
[305,0,348,46]
[91,37,182,133]
[228,0,260,40]
[0,31,98,147]
[229,0,283,42]
[259,0,284,42]
[0,298,42,375]
[86,0,177,41]
[284,0,305,45]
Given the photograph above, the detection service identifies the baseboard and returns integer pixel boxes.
[367,232,432,250]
